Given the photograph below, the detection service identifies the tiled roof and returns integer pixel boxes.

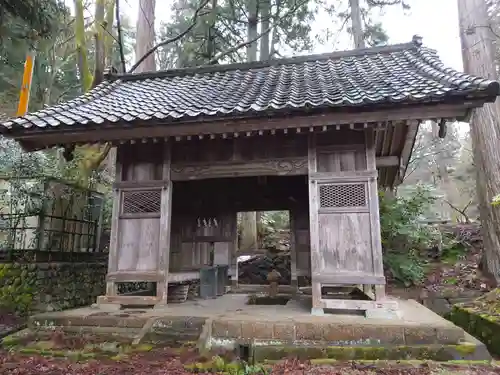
[2,36,499,131]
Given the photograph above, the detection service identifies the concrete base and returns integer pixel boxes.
[311,307,325,316]
[365,308,401,320]
[91,302,121,312]
[17,294,491,361]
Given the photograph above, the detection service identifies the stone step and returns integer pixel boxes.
[142,317,207,345]
[211,319,465,345]
[29,313,149,330]
[251,336,490,362]
[29,326,141,343]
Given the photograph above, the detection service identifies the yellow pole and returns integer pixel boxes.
[16,51,36,117]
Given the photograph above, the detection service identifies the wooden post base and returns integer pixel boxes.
[96,295,160,307]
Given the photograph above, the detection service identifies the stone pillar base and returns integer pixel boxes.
[311,307,325,316]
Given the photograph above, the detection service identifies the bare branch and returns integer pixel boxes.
[209,0,309,63]
[128,0,211,73]
[444,199,472,223]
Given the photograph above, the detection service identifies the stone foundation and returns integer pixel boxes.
[446,289,500,357]
[0,262,107,314]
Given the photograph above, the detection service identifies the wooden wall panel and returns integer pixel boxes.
[291,207,311,276]
[317,212,372,273]
[119,143,164,181]
[116,217,160,271]
[171,134,308,164]
[169,212,236,271]
[317,147,367,173]
[170,134,309,180]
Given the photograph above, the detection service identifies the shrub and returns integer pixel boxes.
[379,186,442,286]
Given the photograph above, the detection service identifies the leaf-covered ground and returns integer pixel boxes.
[1,349,500,375]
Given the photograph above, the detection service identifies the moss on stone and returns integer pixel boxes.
[251,344,480,362]
[0,262,107,315]
[1,329,33,348]
[447,290,500,357]
[184,356,246,374]
[454,344,477,355]
[131,343,154,352]
[110,354,128,361]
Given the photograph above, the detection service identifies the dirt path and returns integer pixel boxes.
[1,349,500,375]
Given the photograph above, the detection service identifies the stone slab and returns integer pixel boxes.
[27,294,470,349]
[251,342,491,362]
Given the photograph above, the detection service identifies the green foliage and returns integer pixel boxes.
[185,355,268,375]
[383,252,426,286]
[257,211,289,250]
[492,194,500,206]
[157,0,315,68]
[379,186,438,251]
[0,0,66,39]
[0,264,35,316]
[0,2,79,118]
[379,186,442,286]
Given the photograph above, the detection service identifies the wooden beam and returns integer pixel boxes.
[97,295,161,306]
[396,120,420,186]
[315,273,386,285]
[319,298,398,311]
[169,156,396,182]
[10,103,471,149]
[375,156,399,167]
[171,157,308,180]
[106,271,163,282]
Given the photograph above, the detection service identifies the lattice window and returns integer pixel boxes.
[122,190,161,214]
[319,183,367,208]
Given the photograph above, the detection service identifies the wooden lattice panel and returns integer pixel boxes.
[122,190,161,214]
[319,183,367,208]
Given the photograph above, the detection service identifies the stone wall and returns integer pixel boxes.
[0,262,107,314]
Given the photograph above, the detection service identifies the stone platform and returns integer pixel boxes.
[19,294,491,361]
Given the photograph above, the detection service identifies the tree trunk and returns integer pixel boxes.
[349,0,365,48]
[206,0,218,61]
[269,0,282,59]
[246,0,258,61]
[74,0,92,91]
[458,0,500,284]
[239,0,261,252]
[259,0,271,60]
[104,0,116,67]
[135,0,156,73]
[240,211,258,251]
[92,0,105,88]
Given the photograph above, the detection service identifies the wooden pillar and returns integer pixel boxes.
[230,212,239,288]
[289,209,298,292]
[157,142,173,304]
[307,133,322,314]
[365,129,386,301]
[104,148,122,299]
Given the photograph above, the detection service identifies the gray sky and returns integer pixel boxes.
[117,0,462,70]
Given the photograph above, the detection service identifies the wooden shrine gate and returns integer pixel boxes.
[99,142,172,306]
[307,130,395,313]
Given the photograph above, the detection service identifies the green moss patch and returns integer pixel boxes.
[252,344,485,362]
[3,332,156,361]
[184,355,268,374]
[447,288,500,356]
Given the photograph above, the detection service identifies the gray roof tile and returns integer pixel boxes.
[2,37,499,131]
